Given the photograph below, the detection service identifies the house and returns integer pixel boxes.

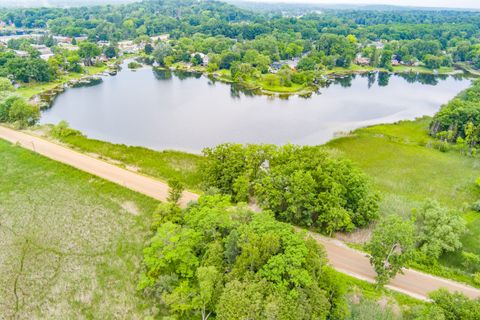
[151,34,169,43]
[355,55,371,66]
[372,41,384,49]
[14,50,29,57]
[391,59,401,66]
[118,40,142,54]
[190,52,209,66]
[53,36,72,44]
[57,43,79,51]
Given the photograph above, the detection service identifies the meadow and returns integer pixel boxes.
[0,139,158,318]
[327,118,480,276]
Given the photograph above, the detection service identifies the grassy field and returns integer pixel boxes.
[0,138,159,318]
[47,130,205,192]
[0,136,424,318]
[327,118,480,274]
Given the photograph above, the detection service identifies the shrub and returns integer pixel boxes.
[50,121,82,139]
[472,200,480,212]
[462,251,480,273]
[431,140,450,152]
[474,273,480,286]
[127,61,142,69]
[4,98,39,128]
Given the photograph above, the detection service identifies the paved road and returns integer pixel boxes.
[2,125,480,301]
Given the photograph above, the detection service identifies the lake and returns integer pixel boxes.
[40,65,472,153]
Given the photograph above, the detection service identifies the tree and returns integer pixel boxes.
[194,266,222,320]
[0,77,13,91]
[167,179,185,205]
[424,54,442,69]
[153,42,173,67]
[144,43,154,55]
[379,50,393,71]
[8,99,40,128]
[191,53,203,66]
[367,215,415,287]
[429,289,480,320]
[103,45,118,59]
[415,200,466,259]
[78,41,101,66]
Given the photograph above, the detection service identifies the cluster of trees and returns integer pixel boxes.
[3,0,480,87]
[0,91,39,128]
[139,193,348,319]
[430,80,480,155]
[367,200,465,287]
[202,144,379,235]
[0,50,53,83]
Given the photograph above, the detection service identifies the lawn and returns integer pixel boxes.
[327,118,480,271]
[0,139,159,318]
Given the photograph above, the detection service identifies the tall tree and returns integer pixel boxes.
[367,215,415,287]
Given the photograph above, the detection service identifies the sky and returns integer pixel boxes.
[241,0,480,9]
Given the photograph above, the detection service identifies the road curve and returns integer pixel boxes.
[1,125,480,301]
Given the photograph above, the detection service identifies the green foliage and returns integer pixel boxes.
[167,179,185,205]
[139,195,348,319]
[429,289,480,320]
[127,61,142,69]
[50,120,83,139]
[431,80,480,148]
[0,77,13,91]
[414,200,466,259]
[153,42,173,67]
[347,299,396,320]
[367,215,415,287]
[78,41,101,66]
[202,143,379,234]
[0,96,39,128]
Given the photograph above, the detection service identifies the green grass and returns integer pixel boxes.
[56,132,205,192]
[327,117,480,276]
[0,138,159,318]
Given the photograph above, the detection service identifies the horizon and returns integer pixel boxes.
[0,0,480,10]
[237,0,480,10]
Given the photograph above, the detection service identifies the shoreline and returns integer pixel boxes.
[158,63,471,98]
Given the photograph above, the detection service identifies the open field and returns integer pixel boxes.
[55,131,205,192]
[0,139,159,318]
[327,118,480,276]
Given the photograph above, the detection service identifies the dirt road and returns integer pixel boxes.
[0,126,198,207]
[2,125,479,301]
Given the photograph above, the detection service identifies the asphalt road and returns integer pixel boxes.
[2,125,479,301]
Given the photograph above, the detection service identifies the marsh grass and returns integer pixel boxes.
[327,117,480,275]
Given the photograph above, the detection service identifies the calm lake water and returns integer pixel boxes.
[41,65,472,152]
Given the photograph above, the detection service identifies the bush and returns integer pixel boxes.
[127,61,142,69]
[472,200,480,212]
[0,97,39,128]
[50,121,82,139]
[432,140,450,152]
[462,251,480,273]
[8,99,40,128]
[474,273,480,286]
